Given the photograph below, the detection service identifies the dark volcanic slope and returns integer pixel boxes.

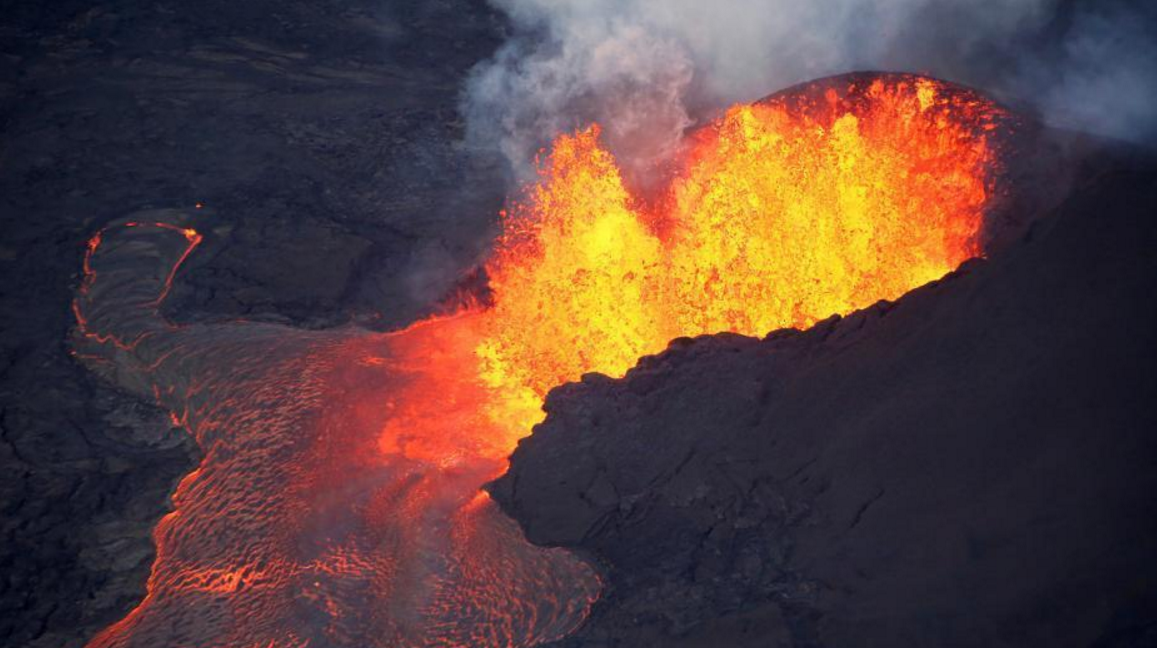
[491,144,1157,647]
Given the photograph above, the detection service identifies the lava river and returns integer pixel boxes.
[74,74,1008,648]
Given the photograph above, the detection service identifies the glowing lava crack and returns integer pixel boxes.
[74,74,1006,648]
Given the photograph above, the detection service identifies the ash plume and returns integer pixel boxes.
[462,0,1157,180]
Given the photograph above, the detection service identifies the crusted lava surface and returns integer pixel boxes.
[0,3,505,647]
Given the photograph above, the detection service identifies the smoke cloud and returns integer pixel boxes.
[463,0,1157,178]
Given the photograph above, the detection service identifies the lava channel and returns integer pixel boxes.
[74,73,1008,648]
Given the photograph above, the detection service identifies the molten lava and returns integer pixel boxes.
[474,74,1002,443]
[78,74,1005,648]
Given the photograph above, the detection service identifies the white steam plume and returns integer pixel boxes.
[463,0,1157,179]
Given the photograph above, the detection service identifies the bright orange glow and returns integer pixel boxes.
[467,75,1001,441]
[372,76,1002,465]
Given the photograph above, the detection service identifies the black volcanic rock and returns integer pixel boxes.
[490,143,1157,647]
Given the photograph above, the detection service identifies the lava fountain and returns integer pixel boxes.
[75,74,1007,647]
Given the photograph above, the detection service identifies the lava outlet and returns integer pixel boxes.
[474,74,1003,445]
[76,74,1005,648]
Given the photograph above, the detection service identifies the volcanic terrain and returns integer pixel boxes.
[1,3,1155,648]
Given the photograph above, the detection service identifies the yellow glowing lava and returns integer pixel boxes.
[474,76,1000,436]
